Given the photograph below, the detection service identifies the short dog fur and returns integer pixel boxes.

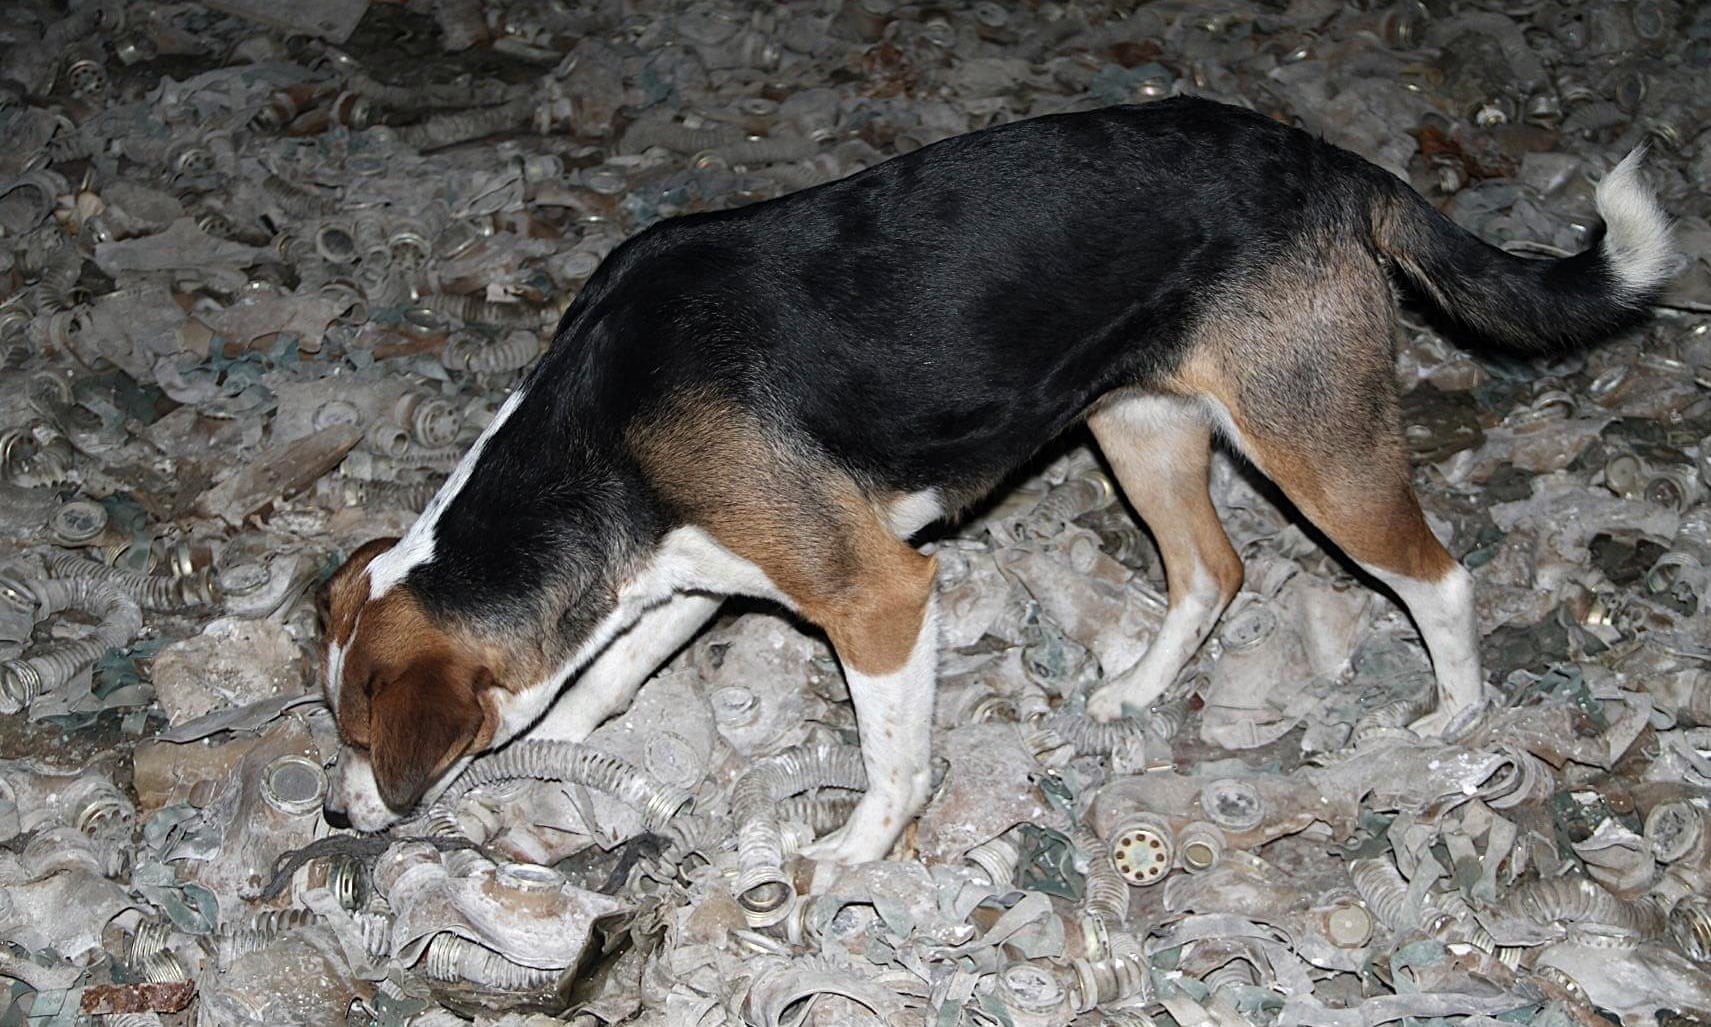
[320,98,1674,860]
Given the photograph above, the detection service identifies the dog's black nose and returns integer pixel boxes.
[322,805,352,830]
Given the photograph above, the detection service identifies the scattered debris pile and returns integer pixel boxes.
[0,0,1709,1024]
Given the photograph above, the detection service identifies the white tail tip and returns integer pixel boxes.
[1595,147,1676,295]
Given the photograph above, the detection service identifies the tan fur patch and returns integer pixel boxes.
[631,391,936,675]
[816,537,936,675]
[1087,402,1243,607]
[1164,235,1456,582]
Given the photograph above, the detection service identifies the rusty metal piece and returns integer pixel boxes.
[78,980,196,1016]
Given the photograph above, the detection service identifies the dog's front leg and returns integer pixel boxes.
[799,558,939,866]
[529,592,724,743]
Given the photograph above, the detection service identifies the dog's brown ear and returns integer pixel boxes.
[368,661,491,812]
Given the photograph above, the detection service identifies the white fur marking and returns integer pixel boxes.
[323,636,348,711]
[1595,147,1677,294]
[327,750,393,832]
[462,528,782,764]
[643,526,792,605]
[802,594,939,866]
[1089,566,1225,719]
[368,388,527,598]
[885,489,943,539]
[1198,396,1245,456]
[1104,393,1206,438]
[1368,561,1484,734]
[529,592,723,743]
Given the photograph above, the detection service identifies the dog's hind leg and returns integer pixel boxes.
[1181,245,1486,736]
[1085,395,1243,721]
[1222,414,1482,735]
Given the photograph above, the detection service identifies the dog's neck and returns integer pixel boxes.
[402,391,664,686]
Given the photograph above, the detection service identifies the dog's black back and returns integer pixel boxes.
[551,99,1366,496]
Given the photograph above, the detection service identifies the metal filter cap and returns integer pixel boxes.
[50,499,108,543]
[1200,778,1266,832]
[1221,607,1277,652]
[260,755,327,816]
[1326,902,1375,948]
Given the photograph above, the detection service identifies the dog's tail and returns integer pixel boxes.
[1369,149,1675,354]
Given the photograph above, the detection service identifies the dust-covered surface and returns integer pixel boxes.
[1,0,1710,1024]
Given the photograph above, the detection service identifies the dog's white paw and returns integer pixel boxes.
[1087,659,1180,722]
[800,823,892,866]
[1408,699,1488,741]
[799,823,852,862]
[1407,707,1453,737]
[798,791,914,868]
[1087,682,1138,722]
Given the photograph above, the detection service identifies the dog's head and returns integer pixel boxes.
[317,538,501,830]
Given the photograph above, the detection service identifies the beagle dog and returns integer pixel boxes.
[319,97,1673,862]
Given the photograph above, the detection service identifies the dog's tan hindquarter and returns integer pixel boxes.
[1091,238,1483,731]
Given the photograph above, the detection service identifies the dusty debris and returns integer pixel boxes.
[149,617,307,724]
[0,0,1709,1024]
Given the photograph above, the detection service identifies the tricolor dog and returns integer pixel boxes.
[319,98,1673,861]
